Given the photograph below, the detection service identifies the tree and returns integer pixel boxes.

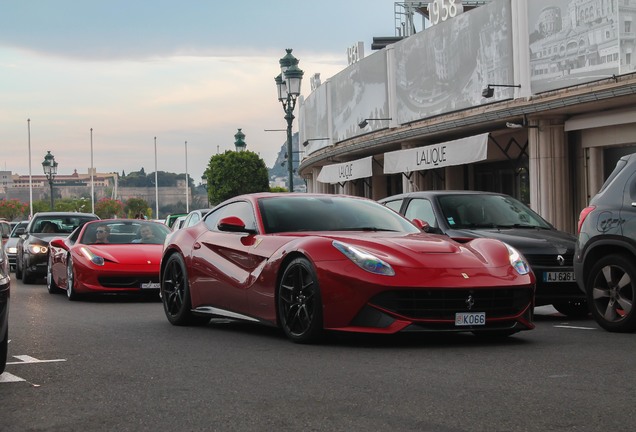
[205,150,269,205]
[0,199,29,221]
[124,197,150,218]
[95,198,125,219]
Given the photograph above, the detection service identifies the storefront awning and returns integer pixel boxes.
[383,133,489,174]
[317,156,373,184]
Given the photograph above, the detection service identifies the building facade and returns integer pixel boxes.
[298,0,636,234]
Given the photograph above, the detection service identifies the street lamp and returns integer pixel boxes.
[41,150,58,210]
[275,48,304,192]
[234,128,246,152]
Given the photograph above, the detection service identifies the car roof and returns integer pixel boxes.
[379,190,506,202]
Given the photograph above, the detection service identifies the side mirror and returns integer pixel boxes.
[412,218,431,233]
[217,216,256,234]
[49,238,67,249]
[15,227,26,236]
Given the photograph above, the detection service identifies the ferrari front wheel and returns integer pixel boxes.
[66,256,81,301]
[161,253,208,326]
[277,257,324,344]
[47,255,62,294]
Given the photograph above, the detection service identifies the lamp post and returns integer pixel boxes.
[41,150,58,210]
[234,128,246,151]
[275,49,304,192]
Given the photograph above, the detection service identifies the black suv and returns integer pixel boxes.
[575,152,636,332]
[380,191,587,318]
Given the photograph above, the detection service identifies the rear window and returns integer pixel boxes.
[598,157,628,194]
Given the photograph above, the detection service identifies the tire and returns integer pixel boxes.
[586,254,636,333]
[0,324,7,375]
[15,256,23,280]
[552,300,590,319]
[47,255,62,294]
[277,257,324,344]
[66,256,81,301]
[161,253,208,326]
[22,266,34,285]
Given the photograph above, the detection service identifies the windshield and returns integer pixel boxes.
[80,221,171,245]
[259,196,420,234]
[31,215,98,234]
[437,194,551,230]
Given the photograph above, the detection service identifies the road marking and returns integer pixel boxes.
[0,372,25,383]
[7,355,67,365]
[554,325,596,330]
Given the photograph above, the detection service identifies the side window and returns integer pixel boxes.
[383,199,403,213]
[204,201,257,232]
[404,198,438,228]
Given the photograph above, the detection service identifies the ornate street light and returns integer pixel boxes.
[41,150,58,210]
[275,48,304,192]
[234,128,246,152]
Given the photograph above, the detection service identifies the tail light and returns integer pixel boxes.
[577,206,596,233]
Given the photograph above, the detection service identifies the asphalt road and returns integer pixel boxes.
[1,276,635,432]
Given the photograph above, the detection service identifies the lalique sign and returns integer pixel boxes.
[383,133,488,174]
[317,156,373,184]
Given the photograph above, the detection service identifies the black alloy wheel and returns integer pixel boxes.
[277,257,324,344]
[587,254,636,332]
[161,253,208,326]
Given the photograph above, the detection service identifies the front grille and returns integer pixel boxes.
[370,287,533,320]
[97,276,159,288]
[525,253,573,267]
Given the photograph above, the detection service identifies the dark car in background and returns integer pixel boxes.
[380,191,587,318]
[0,219,11,247]
[575,152,636,332]
[1,246,10,374]
[16,212,99,284]
[4,221,28,272]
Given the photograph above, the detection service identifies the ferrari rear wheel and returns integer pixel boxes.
[47,255,61,294]
[161,253,208,326]
[277,257,324,344]
[66,256,81,301]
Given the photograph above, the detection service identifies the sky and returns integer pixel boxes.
[0,0,399,183]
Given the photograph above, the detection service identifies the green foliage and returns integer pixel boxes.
[124,197,150,218]
[205,150,270,205]
[118,169,196,188]
[269,186,288,193]
[0,199,29,221]
[95,198,125,219]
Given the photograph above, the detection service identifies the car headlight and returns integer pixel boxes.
[28,244,48,254]
[332,240,395,276]
[6,247,17,254]
[506,243,531,275]
[80,247,105,266]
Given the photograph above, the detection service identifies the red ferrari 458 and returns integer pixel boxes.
[47,219,171,300]
[160,193,536,343]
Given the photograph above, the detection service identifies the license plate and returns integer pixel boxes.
[455,312,486,326]
[141,282,160,289]
[543,271,575,282]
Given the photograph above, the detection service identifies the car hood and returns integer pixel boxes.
[306,231,512,269]
[26,233,69,244]
[445,227,575,254]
